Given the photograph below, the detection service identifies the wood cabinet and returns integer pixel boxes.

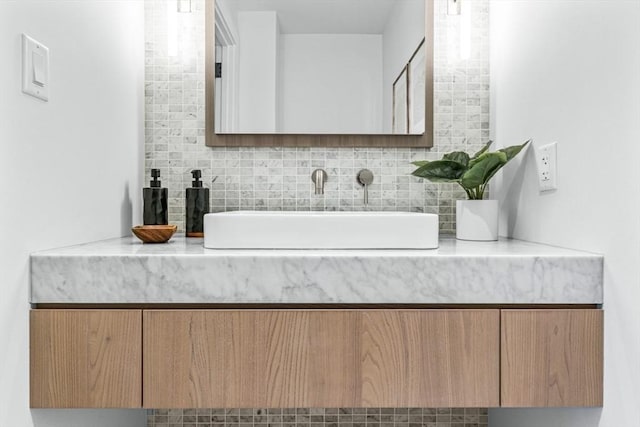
[30,310,142,408]
[143,309,500,408]
[29,307,603,409]
[501,309,603,407]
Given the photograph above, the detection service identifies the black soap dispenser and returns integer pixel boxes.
[143,169,168,225]
[186,169,210,237]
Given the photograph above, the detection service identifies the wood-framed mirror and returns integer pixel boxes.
[205,0,434,148]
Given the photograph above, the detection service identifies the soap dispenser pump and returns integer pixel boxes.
[186,169,210,237]
[143,169,168,225]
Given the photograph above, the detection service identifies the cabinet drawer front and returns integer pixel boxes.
[143,310,499,408]
[361,310,499,407]
[143,310,359,408]
[30,310,142,408]
[501,309,603,407]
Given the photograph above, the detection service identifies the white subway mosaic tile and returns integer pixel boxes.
[146,407,489,427]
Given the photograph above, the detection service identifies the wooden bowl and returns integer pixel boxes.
[132,225,177,243]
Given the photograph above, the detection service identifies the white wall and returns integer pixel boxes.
[237,11,279,133]
[382,0,425,133]
[0,1,145,426]
[279,34,383,134]
[490,1,640,426]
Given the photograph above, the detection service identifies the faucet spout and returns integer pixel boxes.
[311,169,328,195]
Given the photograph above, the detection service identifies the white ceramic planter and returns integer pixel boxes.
[456,199,499,241]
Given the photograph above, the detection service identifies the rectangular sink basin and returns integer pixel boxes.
[204,211,438,249]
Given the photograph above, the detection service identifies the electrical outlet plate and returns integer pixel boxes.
[535,142,557,192]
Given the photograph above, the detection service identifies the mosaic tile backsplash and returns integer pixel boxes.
[144,0,490,233]
[147,408,489,427]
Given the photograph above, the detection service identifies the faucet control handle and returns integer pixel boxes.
[357,169,374,206]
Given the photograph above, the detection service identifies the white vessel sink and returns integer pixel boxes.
[204,211,438,249]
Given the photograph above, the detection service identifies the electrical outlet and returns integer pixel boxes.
[536,142,558,192]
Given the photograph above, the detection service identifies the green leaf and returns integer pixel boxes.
[442,151,470,167]
[498,139,531,162]
[467,152,485,169]
[460,152,507,190]
[411,159,467,182]
[471,140,493,159]
[410,138,531,192]
[411,160,430,167]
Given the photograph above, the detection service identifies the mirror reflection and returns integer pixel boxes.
[214,0,427,135]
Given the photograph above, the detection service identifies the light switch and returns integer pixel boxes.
[32,51,46,86]
[22,34,49,101]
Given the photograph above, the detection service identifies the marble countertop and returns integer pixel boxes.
[30,236,603,304]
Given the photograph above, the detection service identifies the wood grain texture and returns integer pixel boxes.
[225,311,260,407]
[144,310,359,408]
[131,225,177,243]
[361,310,499,407]
[204,0,434,148]
[143,309,498,408]
[30,310,142,408]
[260,311,360,407]
[143,310,225,408]
[501,309,604,407]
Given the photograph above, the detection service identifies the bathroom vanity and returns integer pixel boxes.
[29,237,603,409]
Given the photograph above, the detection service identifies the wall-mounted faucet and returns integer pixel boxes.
[311,169,328,195]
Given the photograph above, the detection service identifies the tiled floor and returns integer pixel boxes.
[147,408,489,427]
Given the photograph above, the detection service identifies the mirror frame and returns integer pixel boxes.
[205,0,434,148]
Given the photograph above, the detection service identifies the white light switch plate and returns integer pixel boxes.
[536,142,558,192]
[22,34,49,101]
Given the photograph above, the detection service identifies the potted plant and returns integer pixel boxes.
[411,139,530,241]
